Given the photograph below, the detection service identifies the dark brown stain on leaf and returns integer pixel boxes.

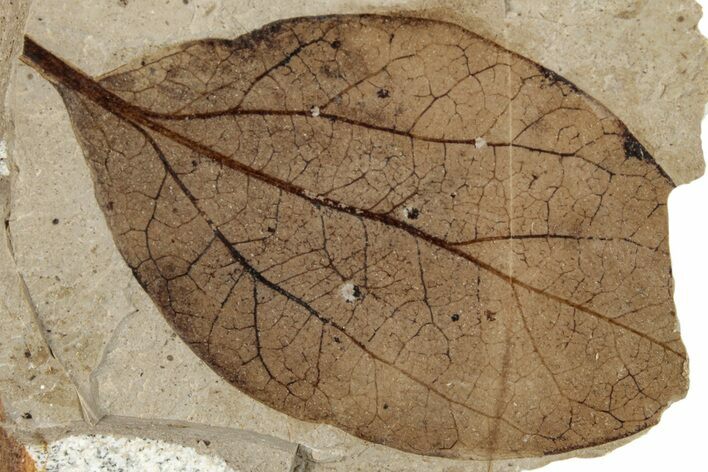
[20,14,687,460]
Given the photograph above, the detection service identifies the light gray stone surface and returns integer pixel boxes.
[14,417,298,472]
[1,1,706,470]
[1,0,83,433]
[27,435,238,472]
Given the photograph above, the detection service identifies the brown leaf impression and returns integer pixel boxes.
[21,14,687,460]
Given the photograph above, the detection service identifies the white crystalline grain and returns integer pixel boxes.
[27,434,236,472]
[0,139,9,176]
[340,281,357,303]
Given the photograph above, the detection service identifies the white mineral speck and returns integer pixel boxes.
[340,282,357,303]
[310,105,320,117]
[0,139,9,176]
[474,137,487,149]
[27,434,236,472]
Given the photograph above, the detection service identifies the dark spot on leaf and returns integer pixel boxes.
[405,207,420,220]
[621,131,672,181]
[538,66,578,93]
[622,130,651,162]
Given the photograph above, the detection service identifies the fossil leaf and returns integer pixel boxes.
[21,14,687,460]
